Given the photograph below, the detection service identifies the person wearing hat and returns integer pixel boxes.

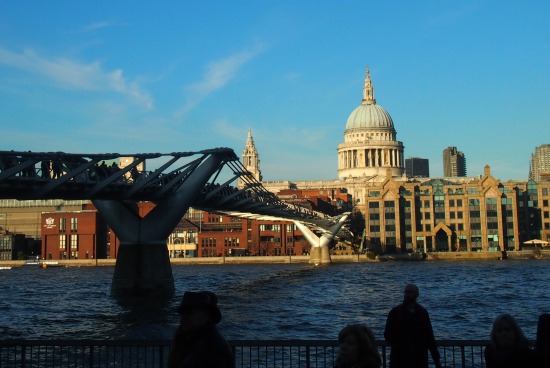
[168,291,234,368]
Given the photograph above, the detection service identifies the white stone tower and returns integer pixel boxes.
[239,129,262,188]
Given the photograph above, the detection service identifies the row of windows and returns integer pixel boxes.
[58,217,78,232]
[58,235,78,250]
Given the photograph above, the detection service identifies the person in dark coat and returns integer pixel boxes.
[536,313,550,368]
[484,313,537,368]
[384,284,441,368]
[168,291,234,368]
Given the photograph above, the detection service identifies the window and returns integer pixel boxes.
[457,199,463,207]
[449,200,455,207]
[384,201,395,208]
[59,218,66,232]
[70,235,78,249]
[70,217,78,231]
[59,235,66,250]
[369,202,379,208]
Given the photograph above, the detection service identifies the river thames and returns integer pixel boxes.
[1,260,548,342]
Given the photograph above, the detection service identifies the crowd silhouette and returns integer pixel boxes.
[168,288,549,368]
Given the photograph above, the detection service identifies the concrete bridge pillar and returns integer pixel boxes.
[93,153,226,298]
[293,213,350,265]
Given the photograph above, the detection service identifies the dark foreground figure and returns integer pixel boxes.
[168,291,234,368]
[384,284,441,368]
[484,313,537,368]
[334,324,381,368]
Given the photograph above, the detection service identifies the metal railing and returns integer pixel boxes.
[0,339,498,368]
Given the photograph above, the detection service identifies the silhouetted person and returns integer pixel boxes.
[41,160,51,179]
[335,324,381,368]
[536,313,550,368]
[168,291,234,368]
[484,314,537,368]
[384,284,441,368]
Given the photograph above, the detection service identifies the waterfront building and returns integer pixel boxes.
[443,146,467,177]
[196,212,311,257]
[41,208,108,260]
[530,144,550,182]
[255,67,550,252]
[405,157,430,178]
[362,166,550,253]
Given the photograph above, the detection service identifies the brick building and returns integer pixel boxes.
[41,209,108,260]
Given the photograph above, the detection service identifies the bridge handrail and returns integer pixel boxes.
[1,338,532,368]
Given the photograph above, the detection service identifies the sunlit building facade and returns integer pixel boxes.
[362,166,550,253]
[530,144,550,182]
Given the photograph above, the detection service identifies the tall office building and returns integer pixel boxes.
[530,144,550,182]
[443,147,466,177]
[405,157,430,178]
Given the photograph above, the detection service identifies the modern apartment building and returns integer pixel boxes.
[405,157,430,178]
[531,144,550,182]
[443,146,467,177]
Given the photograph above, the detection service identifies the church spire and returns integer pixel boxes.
[361,66,376,105]
[239,129,262,188]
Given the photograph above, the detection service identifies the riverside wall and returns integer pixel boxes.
[1,250,549,268]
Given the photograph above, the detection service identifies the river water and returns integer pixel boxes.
[0,260,549,342]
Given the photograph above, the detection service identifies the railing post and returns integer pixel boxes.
[461,345,466,368]
[89,344,94,367]
[306,345,310,368]
[20,345,26,368]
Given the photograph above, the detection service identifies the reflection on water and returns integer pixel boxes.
[0,260,549,341]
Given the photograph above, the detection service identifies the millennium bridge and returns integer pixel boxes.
[0,149,349,297]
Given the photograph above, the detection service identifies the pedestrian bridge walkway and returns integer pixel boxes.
[0,149,350,297]
[0,338,500,367]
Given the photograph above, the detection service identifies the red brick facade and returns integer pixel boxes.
[41,211,107,260]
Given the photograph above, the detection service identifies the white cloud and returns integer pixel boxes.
[176,47,263,117]
[0,46,153,109]
[80,20,119,33]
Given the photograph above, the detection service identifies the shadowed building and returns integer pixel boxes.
[405,157,430,178]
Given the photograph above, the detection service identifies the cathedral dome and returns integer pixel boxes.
[345,103,394,131]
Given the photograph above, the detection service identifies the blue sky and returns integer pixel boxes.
[1,1,548,182]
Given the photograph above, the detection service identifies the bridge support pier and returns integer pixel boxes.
[93,153,227,298]
[308,244,332,265]
[293,213,350,265]
[111,241,174,298]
